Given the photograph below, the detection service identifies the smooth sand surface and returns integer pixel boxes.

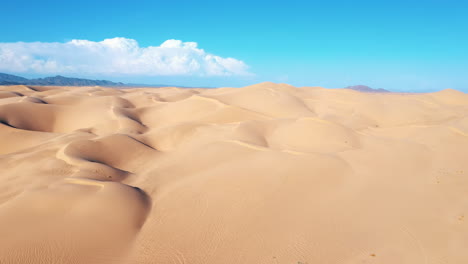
[0,83,467,263]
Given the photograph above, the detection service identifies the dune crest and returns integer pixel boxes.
[0,83,467,264]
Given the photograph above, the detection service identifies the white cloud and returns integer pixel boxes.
[0,37,251,76]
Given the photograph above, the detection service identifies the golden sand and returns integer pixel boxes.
[0,83,467,263]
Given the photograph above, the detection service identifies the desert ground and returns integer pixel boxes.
[0,83,467,264]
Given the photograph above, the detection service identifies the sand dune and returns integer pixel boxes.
[0,83,467,263]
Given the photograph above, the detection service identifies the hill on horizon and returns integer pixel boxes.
[345,85,390,93]
[1,73,391,92]
[0,73,204,88]
[0,73,125,86]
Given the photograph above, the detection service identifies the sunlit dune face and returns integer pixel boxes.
[0,83,467,264]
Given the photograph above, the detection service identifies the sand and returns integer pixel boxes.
[0,83,467,264]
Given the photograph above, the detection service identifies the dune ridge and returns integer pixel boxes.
[0,83,467,264]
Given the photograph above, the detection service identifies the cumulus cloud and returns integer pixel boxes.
[0,38,251,76]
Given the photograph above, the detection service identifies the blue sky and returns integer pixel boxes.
[1,0,467,92]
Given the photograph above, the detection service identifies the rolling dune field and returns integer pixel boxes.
[0,83,467,264]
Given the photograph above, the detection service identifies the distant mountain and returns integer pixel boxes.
[27,75,125,86]
[0,81,22,85]
[345,85,389,93]
[0,73,29,84]
[0,73,125,86]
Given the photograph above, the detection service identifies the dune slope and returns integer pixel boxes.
[0,84,467,264]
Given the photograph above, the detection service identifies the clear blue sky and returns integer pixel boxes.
[1,0,467,92]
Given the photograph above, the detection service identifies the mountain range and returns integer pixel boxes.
[0,72,200,88]
[345,85,389,93]
[0,73,125,86]
[1,72,390,92]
